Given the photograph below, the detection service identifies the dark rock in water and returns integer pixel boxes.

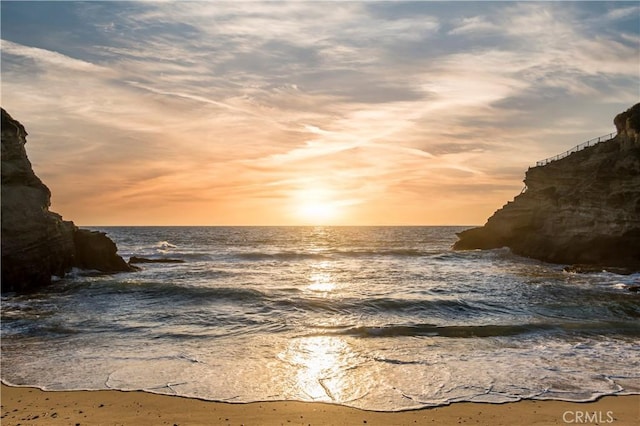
[628,286,640,293]
[1,108,134,292]
[454,104,640,271]
[563,265,606,274]
[74,229,135,272]
[129,256,186,264]
[563,264,635,275]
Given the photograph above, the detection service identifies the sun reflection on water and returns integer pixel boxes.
[308,271,336,293]
[279,336,365,403]
[307,261,337,293]
[277,231,369,403]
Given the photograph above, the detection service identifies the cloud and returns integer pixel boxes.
[1,1,638,225]
[602,4,640,22]
[448,16,500,35]
[1,39,107,73]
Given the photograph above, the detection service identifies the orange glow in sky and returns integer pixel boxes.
[1,2,637,225]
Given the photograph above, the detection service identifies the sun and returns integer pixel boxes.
[292,186,343,224]
[297,201,339,224]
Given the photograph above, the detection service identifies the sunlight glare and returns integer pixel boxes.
[279,336,364,402]
[293,186,343,224]
[308,271,336,293]
[298,202,339,223]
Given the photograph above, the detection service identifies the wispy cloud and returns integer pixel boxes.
[1,39,107,72]
[448,16,500,35]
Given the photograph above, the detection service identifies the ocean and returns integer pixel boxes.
[1,226,639,411]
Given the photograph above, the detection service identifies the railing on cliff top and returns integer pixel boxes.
[535,131,617,167]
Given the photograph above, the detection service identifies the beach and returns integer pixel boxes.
[2,384,638,425]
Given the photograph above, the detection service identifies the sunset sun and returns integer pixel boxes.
[292,186,344,224]
[297,202,339,223]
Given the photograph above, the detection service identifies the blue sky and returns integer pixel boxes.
[2,1,639,225]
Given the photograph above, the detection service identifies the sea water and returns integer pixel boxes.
[2,226,639,411]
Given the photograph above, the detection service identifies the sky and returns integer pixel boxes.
[1,1,638,226]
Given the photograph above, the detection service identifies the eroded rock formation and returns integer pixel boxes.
[1,108,134,292]
[73,229,134,272]
[454,104,640,270]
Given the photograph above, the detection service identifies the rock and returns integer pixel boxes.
[1,108,134,292]
[73,229,135,272]
[1,109,76,292]
[129,256,185,264]
[563,264,635,275]
[563,265,605,274]
[454,104,640,271]
[628,286,640,293]
[614,103,640,148]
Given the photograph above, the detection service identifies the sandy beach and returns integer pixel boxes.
[1,384,638,426]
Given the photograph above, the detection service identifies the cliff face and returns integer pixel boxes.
[454,104,640,270]
[1,109,133,293]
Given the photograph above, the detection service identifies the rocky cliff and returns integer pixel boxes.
[454,104,640,270]
[1,108,134,293]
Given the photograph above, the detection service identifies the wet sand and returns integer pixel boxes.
[1,384,638,425]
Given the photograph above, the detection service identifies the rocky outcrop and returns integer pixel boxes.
[1,109,76,291]
[454,104,640,270]
[73,229,135,272]
[614,103,640,147]
[1,108,134,293]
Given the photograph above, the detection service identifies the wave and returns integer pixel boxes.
[316,321,640,339]
[233,248,443,261]
[154,241,177,249]
[120,252,215,262]
[335,248,428,257]
[77,280,500,319]
[271,296,484,318]
[337,323,549,338]
[94,280,268,305]
[61,280,503,320]
[235,251,330,261]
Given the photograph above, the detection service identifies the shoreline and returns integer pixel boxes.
[2,384,638,425]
